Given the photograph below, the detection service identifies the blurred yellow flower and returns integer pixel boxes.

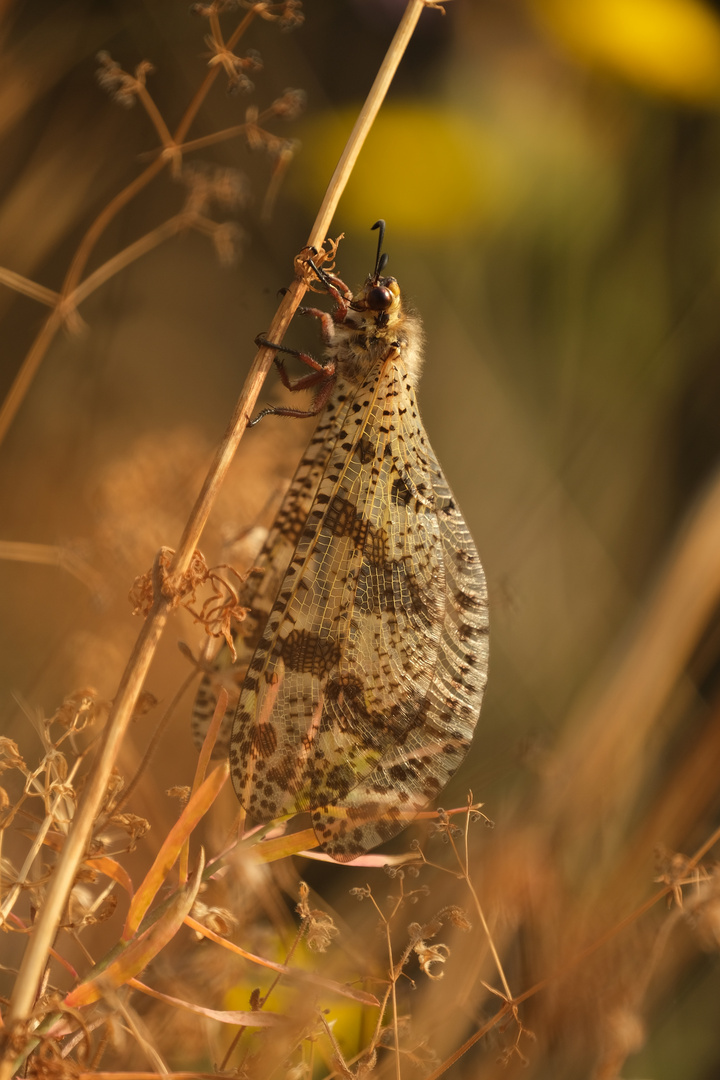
[291,103,514,236]
[530,0,720,103]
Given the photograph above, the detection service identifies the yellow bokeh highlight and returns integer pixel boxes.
[224,961,374,1064]
[291,103,514,236]
[531,0,720,103]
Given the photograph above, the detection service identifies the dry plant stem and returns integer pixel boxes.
[0,757,83,924]
[0,540,106,596]
[447,829,513,1006]
[308,0,428,247]
[173,101,286,156]
[423,1005,512,1080]
[545,462,720,830]
[218,913,306,1069]
[387,921,402,1080]
[71,215,190,309]
[514,819,720,1009]
[0,305,65,447]
[175,0,430,575]
[3,0,430,1050]
[425,821,720,1080]
[174,7,256,145]
[0,268,58,306]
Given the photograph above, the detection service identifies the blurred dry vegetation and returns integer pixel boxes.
[2,0,720,1077]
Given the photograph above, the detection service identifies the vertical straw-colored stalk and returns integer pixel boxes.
[2,0,435,1061]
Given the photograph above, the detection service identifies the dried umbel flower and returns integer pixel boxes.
[26,1038,82,1080]
[296,881,339,952]
[109,812,151,849]
[205,37,263,94]
[182,162,251,216]
[96,53,155,108]
[269,87,306,122]
[216,1,305,31]
[190,1,241,16]
[51,689,110,732]
[0,737,25,773]
[412,939,450,979]
[191,899,238,937]
[268,0,304,31]
[167,785,192,804]
[212,221,246,266]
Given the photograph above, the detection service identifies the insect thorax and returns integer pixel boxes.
[329,284,425,387]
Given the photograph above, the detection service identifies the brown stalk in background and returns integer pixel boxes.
[2,0,440,1055]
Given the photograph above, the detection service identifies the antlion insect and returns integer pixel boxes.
[192,222,489,861]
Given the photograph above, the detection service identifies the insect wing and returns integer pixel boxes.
[313,447,489,860]
[230,348,487,857]
[191,402,345,756]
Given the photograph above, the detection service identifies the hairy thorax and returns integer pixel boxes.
[328,276,425,388]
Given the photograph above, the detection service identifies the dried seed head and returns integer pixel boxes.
[133,691,158,717]
[212,221,246,267]
[0,737,25,773]
[413,939,450,979]
[204,36,263,93]
[95,53,154,108]
[191,900,238,937]
[296,881,339,952]
[182,162,251,215]
[271,87,306,121]
[167,785,192,804]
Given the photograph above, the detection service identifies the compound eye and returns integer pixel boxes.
[366,285,394,311]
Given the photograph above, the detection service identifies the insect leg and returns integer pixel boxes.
[250,335,337,425]
[306,258,351,302]
[297,305,338,345]
[249,375,337,425]
[254,334,334,379]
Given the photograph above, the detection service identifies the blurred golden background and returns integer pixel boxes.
[2,1,720,1076]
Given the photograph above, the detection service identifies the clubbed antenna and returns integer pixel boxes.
[371,219,388,277]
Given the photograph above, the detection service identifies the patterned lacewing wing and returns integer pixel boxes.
[192,222,489,861]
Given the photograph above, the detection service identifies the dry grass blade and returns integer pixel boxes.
[65,851,206,1008]
[127,980,282,1027]
[122,764,227,941]
[543,463,720,841]
[183,915,380,1007]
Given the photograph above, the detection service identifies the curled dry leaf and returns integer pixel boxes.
[293,234,344,293]
[129,548,250,658]
[0,737,26,773]
[296,881,339,952]
[413,939,450,979]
